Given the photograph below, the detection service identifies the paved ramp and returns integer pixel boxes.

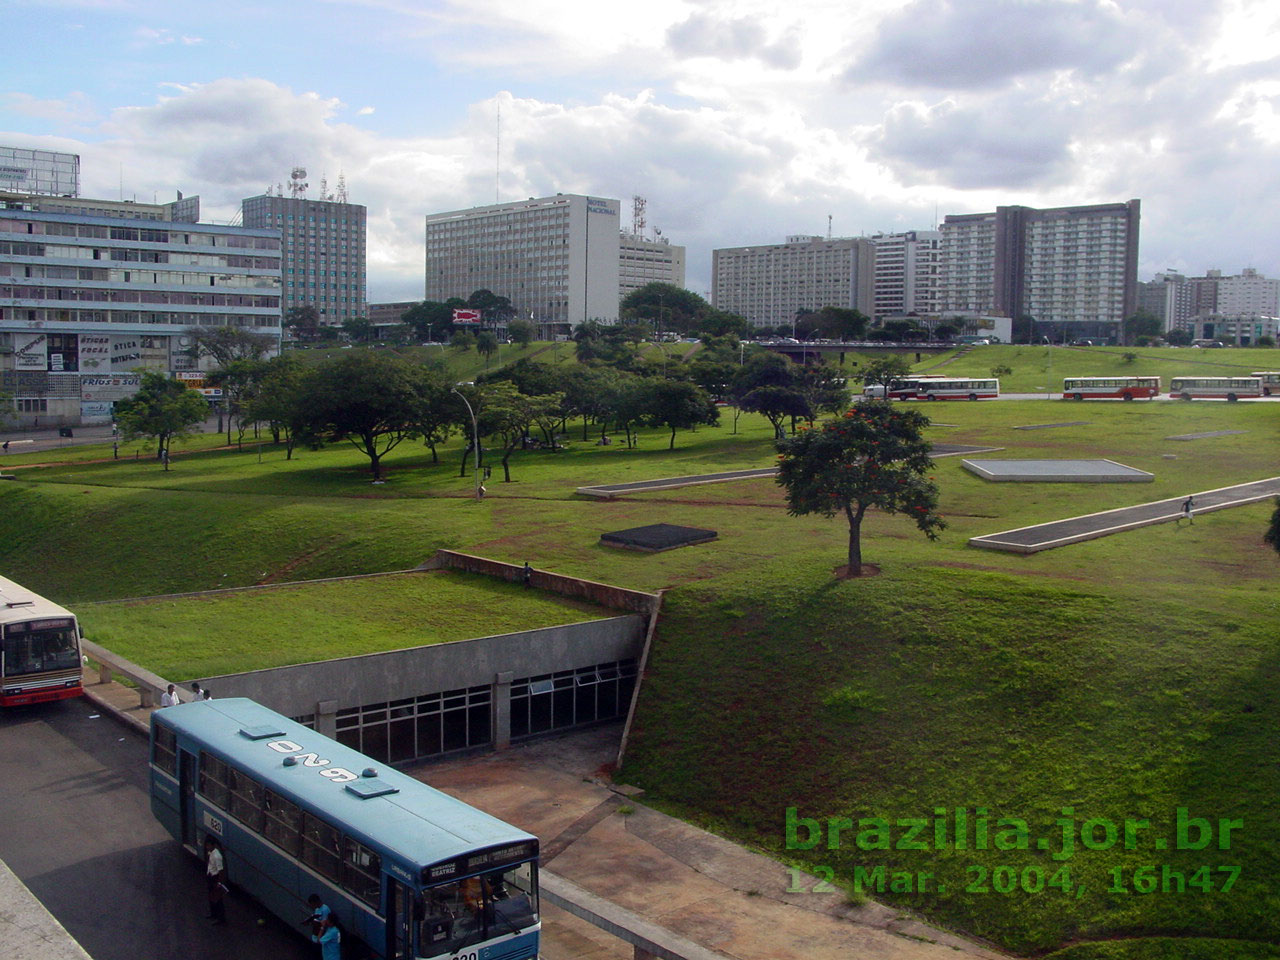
[970,477,1280,553]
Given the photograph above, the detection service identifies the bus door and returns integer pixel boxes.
[385,879,415,959]
[178,749,199,850]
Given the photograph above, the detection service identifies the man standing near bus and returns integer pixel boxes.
[311,913,341,960]
[205,837,228,925]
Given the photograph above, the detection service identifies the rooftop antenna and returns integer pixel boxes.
[632,195,647,238]
[335,172,348,203]
[288,167,308,199]
[319,174,329,201]
[495,99,501,203]
[827,214,832,240]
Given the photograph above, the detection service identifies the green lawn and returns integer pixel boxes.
[2,393,1278,958]
[81,569,612,679]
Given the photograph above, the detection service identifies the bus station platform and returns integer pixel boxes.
[970,477,1280,554]
[0,855,93,960]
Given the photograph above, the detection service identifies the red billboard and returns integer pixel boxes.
[452,308,482,324]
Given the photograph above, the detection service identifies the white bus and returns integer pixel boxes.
[1168,377,1263,401]
[1062,377,1161,401]
[915,378,1000,401]
[1250,372,1280,396]
[1,576,84,707]
[862,376,947,400]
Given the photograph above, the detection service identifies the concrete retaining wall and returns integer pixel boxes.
[428,551,660,616]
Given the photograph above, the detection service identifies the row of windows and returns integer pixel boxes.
[0,286,279,308]
[0,307,280,328]
[156,736,385,908]
[510,660,637,740]
[336,686,492,765]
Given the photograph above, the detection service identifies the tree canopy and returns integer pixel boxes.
[114,371,209,469]
[775,402,945,575]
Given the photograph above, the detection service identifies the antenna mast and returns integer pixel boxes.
[495,100,501,203]
[288,167,308,199]
[632,195,647,238]
[827,214,832,240]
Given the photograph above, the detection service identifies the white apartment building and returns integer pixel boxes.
[1214,268,1279,318]
[1140,268,1278,334]
[711,235,876,328]
[241,193,366,324]
[618,233,685,300]
[0,189,281,428]
[424,194,620,328]
[940,201,1140,340]
[869,230,941,320]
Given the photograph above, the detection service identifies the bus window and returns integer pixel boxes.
[341,837,381,908]
[263,790,302,857]
[301,812,343,882]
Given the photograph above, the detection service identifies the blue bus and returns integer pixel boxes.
[150,698,540,960]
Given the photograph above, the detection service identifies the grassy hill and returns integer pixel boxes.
[2,393,1278,957]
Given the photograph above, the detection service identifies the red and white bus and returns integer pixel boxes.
[1169,377,1263,401]
[1062,377,1161,401]
[1,576,83,706]
[916,378,1000,401]
[1250,372,1280,396]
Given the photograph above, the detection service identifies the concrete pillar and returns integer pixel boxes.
[316,699,339,739]
[139,687,154,709]
[493,671,514,750]
[97,663,112,685]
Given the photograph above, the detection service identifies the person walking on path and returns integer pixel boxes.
[204,837,228,925]
[160,684,179,707]
[1180,496,1196,525]
[522,562,532,588]
[311,913,341,960]
[190,681,203,702]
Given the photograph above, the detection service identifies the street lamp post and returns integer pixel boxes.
[452,382,483,500]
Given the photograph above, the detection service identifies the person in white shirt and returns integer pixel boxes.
[160,684,178,708]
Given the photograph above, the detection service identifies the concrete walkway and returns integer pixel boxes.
[0,856,93,960]
[971,476,1280,553]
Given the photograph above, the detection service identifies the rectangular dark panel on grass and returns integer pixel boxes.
[600,523,718,552]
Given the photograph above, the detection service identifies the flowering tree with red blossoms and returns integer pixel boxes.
[774,401,946,575]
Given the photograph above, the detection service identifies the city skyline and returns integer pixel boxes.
[6,0,1279,304]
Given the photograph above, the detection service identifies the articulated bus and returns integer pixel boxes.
[1250,372,1280,396]
[915,378,1000,401]
[1062,377,1161,401]
[151,699,540,960]
[1169,377,1263,401]
[0,575,83,706]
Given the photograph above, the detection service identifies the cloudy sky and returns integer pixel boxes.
[6,0,1280,302]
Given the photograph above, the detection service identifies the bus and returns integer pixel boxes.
[862,375,946,400]
[915,378,1000,401]
[1168,377,1263,401]
[150,699,540,960]
[1250,372,1280,396]
[0,575,83,707]
[1062,377,1161,401]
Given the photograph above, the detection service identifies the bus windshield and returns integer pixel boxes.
[420,862,538,956]
[2,618,80,676]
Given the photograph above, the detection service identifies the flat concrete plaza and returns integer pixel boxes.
[962,459,1154,482]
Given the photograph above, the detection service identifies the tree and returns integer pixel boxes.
[294,352,423,481]
[476,381,564,482]
[1165,328,1193,346]
[740,384,810,439]
[451,330,476,351]
[401,300,457,342]
[245,356,307,459]
[342,317,375,343]
[858,355,913,393]
[412,368,457,464]
[114,372,209,470]
[285,305,322,343]
[1122,312,1161,345]
[775,403,946,576]
[205,358,267,447]
[620,282,707,336]
[1265,498,1280,558]
[508,318,535,347]
[1257,336,1276,348]
[188,326,276,368]
[466,289,515,323]
[476,331,500,365]
[640,380,719,449]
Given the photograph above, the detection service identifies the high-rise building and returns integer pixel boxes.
[711,235,876,329]
[241,192,367,325]
[0,147,80,198]
[1141,268,1278,339]
[618,232,686,300]
[939,201,1140,339]
[868,230,941,321]
[425,194,620,328]
[1137,272,1193,331]
[1,187,281,428]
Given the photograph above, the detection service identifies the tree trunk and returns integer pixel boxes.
[427,440,438,463]
[459,443,469,477]
[368,450,382,481]
[669,424,676,450]
[844,502,867,575]
[582,416,589,441]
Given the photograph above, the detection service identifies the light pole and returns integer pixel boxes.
[452,382,483,500]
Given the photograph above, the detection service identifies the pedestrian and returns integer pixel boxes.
[190,681,203,702]
[2,441,8,453]
[311,913,341,960]
[522,561,532,588]
[1180,496,1195,525]
[202,688,213,701]
[160,683,179,708]
[300,894,331,937]
[204,836,228,925]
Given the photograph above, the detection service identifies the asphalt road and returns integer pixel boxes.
[0,698,312,960]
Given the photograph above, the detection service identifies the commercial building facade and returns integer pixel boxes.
[1,190,281,427]
[711,235,876,328]
[618,233,686,299]
[1138,268,1278,336]
[939,201,1140,340]
[425,194,621,329]
[868,230,941,321]
[241,194,366,325]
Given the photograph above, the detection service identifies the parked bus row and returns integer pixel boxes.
[863,374,1278,403]
[0,575,83,707]
[864,377,1001,401]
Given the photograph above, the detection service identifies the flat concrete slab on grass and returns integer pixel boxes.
[600,523,717,552]
[1013,421,1091,430]
[962,459,1153,482]
[1165,430,1247,441]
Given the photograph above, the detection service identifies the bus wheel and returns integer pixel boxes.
[926,394,937,401]
[1227,393,1238,402]
[1122,392,1133,401]
[1180,392,1192,401]
[968,393,978,401]
[1264,387,1272,396]
[1074,393,1084,401]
